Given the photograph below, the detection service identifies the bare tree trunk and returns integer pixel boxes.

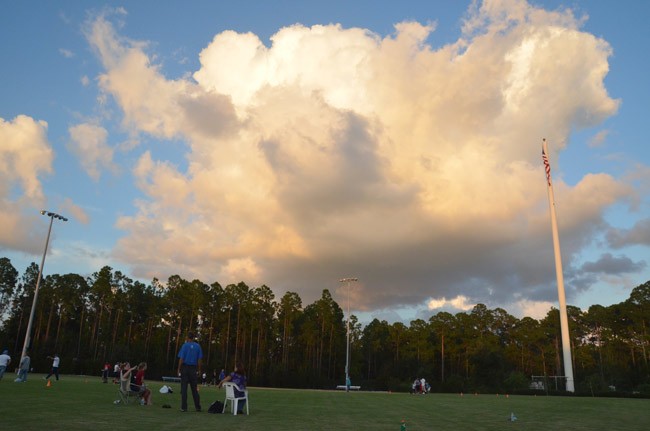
[597,327,604,381]
[54,309,64,351]
[92,304,103,359]
[248,325,253,374]
[441,334,445,382]
[34,309,44,343]
[174,318,183,369]
[255,324,262,375]
[44,301,55,341]
[127,316,133,349]
[165,323,172,367]
[144,318,153,358]
[14,306,25,353]
[110,308,121,358]
[327,323,333,379]
[207,313,214,366]
[234,306,241,366]
[77,307,85,357]
[318,318,325,374]
[282,315,289,371]
[224,309,231,371]
[554,337,561,375]
[642,320,648,366]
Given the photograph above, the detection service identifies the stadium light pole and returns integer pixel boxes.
[339,277,357,392]
[20,210,68,364]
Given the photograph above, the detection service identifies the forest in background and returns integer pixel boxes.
[0,256,648,395]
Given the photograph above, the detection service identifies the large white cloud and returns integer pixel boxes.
[0,115,54,253]
[88,0,640,311]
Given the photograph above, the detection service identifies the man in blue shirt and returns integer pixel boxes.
[177,332,203,412]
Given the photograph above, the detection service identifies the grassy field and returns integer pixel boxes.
[1,374,649,430]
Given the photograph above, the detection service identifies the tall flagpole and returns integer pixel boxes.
[339,277,357,392]
[542,139,575,392]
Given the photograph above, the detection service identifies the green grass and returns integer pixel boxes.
[1,374,649,430]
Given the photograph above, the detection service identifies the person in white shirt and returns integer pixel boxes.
[0,350,11,380]
[16,352,30,382]
[113,362,121,383]
[45,353,61,381]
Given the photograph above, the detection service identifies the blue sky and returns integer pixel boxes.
[1,0,649,323]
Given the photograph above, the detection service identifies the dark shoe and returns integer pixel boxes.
[196,408,202,412]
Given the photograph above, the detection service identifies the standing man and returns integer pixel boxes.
[177,332,202,412]
[16,351,30,382]
[0,350,11,381]
[45,353,60,381]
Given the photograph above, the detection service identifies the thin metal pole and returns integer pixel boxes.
[542,139,575,392]
[339,277,357,391]
[20,215,54,361]
[20,211,67,365]
[346,281,350,391]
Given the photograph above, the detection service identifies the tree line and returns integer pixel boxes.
[0,256,648,394]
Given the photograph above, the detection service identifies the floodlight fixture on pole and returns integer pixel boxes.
[20,210,68,364]
[339,277,358,392]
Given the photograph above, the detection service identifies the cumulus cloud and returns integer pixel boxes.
[87,0,634,312]
[60,198,90,225]
[67,123,118,180]
[589,130,609,148]
[0,115,54,252]
[512,299,555,320]
[581,253,646,275]
[428,296,475,312]
[606,218,650,248]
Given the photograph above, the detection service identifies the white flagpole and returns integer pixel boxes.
[542,139,575,392]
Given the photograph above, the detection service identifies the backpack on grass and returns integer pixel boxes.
[208,400,224,414]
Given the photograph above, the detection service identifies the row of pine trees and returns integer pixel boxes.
[0,257,648,394]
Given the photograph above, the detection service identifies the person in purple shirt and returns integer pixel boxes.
[177,332,203,412]
[218,362,247,413]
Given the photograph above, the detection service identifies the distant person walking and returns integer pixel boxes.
[45,353,60,380]
[16,352,30,382]
[177,332,203,412]
[0,350,11,381]
[102,361,111,383]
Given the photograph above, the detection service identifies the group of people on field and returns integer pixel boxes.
[117,361,153,405]
[2,332,248,414]
[411,377,430,394]
[0,349,59,383]
[106,331,247,412]
[176,331,247,413]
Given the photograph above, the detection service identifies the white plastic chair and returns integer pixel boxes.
[222,382,249,415]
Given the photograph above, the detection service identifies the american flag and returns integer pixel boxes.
[542,147,552,186]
